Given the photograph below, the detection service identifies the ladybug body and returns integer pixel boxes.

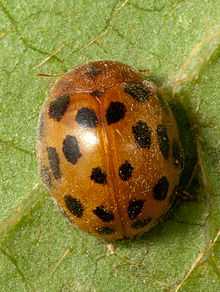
[37,61,183,240]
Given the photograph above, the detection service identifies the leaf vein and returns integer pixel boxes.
[0,2,63,64]
[69,0,129,55]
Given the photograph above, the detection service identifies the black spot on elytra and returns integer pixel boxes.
[64,195,84,218]
[157,125,170,159]
[47,147,61,179]
[40,165,52,188]
[86,65,102,78]
[96,226,115,235]
[63,135,81,165]
[90,90,104,98]
[93,206,114,222]
[172,139,184,168]
[48,95,70,121]
[124,82,151,102]
[153,176,169,200]
[131,217,152,229]
[106,101,126,125]
[91,167,107,184]
[75,107,98,128]
[119,161,134,181]
[132,121,151,148]
[128,199,145,220]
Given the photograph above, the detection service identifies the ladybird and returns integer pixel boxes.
[37,61,184,240]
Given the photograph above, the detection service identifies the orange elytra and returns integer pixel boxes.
[37,61,184,240]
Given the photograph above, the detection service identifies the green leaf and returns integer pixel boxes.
[1,0,220,291]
